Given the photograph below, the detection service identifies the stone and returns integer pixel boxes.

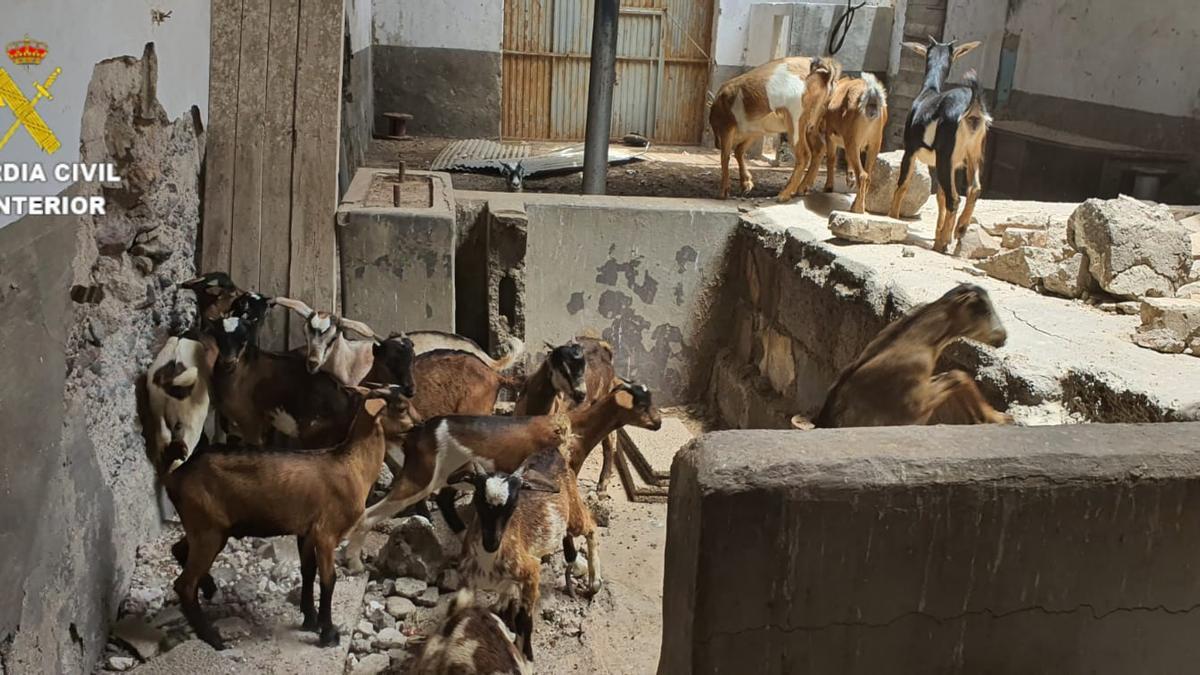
[377,517,448,583]
[111,616,163,660]
[375,627,408,650]
[351,653,390,675]
[393,577,428,599]
[1133,298,1200,355]
[350,637,375,654]
[356,619,376,636]
[416,587,440,607]
[863,150,931,217]
[106,656,137,672]
[585,492,612,528]
[437,569,461,593]
[1189,261,1200,284]
[386,595,417,619]
[975,247,1061,290]
[387,648,411,669]
[828,211,908,244]
[1001,227,1050,249]
[953,224,1001,260]
[1177,281,1200,299]
[213,616,251,639]
[1069,196,1192,299]
[1042,253,1093,299]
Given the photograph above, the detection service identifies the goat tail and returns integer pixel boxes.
[961,69,994,129]
[859,73,888,121]
[490,336,525,372]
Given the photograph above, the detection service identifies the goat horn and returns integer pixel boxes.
[337,317,378,339]
[273,296,314,318]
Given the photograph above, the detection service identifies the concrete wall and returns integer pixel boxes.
[944,0,1200,150]
[661,423,1200,674]
[0,50,203,673]
[341,0,376,193]
[0,0,209,229]
[371,0,502,138]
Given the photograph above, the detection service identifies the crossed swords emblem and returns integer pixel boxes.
[0,66,62,154]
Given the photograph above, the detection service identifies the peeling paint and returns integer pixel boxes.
[567,291,585,315]
[676,245,698,273]
[674,283,685,306]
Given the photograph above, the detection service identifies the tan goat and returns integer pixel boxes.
[709,56,842,202]
[797,73,888,213]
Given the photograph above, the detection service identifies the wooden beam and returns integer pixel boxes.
[229,0,271,295]
[200,0,244,276]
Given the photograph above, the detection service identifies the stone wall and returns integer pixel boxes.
[0,46,203,673]
[660,423,1200,674]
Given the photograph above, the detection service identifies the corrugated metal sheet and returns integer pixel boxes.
[502,0,712,143]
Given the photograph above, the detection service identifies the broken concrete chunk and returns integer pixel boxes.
[1042,252,1093,299]
[828,211,908,244]
[863,150,931,217]
[111,616,164,661]
[1134,298,1200,356]
[975,247,1060,290]
[954,223,1001,259]
[1001,227,1049,249]
[1177,281,1200,299]
[377,517,447,583]
[1069,196,1192,299]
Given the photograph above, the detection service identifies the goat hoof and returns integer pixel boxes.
[200,576,217,600]
[823,186,834,193]
[301,615,319,632]
[740,183,754,196]
[318,626,340,648]
[201,632,226,651]
[776,194,793,204]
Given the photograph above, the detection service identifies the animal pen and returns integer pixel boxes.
[1,1,1200,675]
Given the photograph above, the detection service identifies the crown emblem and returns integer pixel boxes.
[7,36,48,67]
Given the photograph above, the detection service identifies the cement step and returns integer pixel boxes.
[615,416,695,503]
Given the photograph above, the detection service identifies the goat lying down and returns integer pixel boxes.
[797,284,1012,428]
[410,588,530,674]
[459,448,601,661]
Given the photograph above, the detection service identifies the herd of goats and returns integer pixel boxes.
[711,36,990,254]
[141,36,1012,675]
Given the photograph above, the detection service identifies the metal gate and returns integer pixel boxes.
[502,0,712,144]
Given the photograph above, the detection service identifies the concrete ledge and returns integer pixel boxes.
[660,423,1200,674]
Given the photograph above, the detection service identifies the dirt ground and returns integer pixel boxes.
[366,135,849,201]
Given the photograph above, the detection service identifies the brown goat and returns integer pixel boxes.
[709,56,842,202]
[179,272,244,327]
[797,73,889,213]
[163,387,416,649]
[806,284,1011,428]
[344,382,661,573]
[408,589,529,675]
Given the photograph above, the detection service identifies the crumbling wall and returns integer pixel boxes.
[0,44,203,673]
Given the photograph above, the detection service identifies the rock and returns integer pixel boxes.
[375,627,408,650]
[351,653,391,675]
[975,247,1061,290]
[111,616,163,660]
[437,569,461,593]
[864,150,931,217]
[105,655,137,672]
[151,606,186,629]
[1043,252,1093,299]
[386,595,417,619]
[416,587,440,608]
[828,211,908,244]
[953,224,1001,259]
[213,616,252,639]
[585,493,612,528]
[377,517,448,583]
[1189,261,1200,284]
[1069,196,1192,299]
[902,247,916,258]
[393,577,428,599]
[1178,281,1200,299]
[123,585,165,616]
[1133,298,1200,355]
[356,619,376,637]
[1001,227,1049,249]
[387,648,411,669]
[351,637,375,654]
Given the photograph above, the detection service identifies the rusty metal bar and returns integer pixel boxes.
[583,0,620,195]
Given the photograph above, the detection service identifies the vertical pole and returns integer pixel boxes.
[582,0,620,195]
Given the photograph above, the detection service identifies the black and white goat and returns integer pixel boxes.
[888,37,991,253]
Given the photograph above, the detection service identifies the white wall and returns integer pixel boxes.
[715,0,893,68]
[946,0,1200,117]
[347,0,373,53]
[372,0,502,51]
[0,0,210,229]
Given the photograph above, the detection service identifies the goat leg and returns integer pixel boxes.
[955,159,982,238]
[718,131,734,199]
[734,139,754,195]
[297,535,319,631]
[796,129,824,194]
[516,605,535,661]
[435,486,467,532]
[585,531,602,596]
[174,531,227,650]
[345,478,431,573]
[933,184,952,254]
[595,433,616,495]
[171,538,217,600]
[888,149,917,219]
[316,542,340,647]
[776,130,812,202]
[845,138,869,214]
[922,370,1011,425]
[562,535,578,598]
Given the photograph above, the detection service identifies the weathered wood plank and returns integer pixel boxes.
[229,0,271,296]
[200,0,243,275]
[288,0,345,347]
[257,0,302,351]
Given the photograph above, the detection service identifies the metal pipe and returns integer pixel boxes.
[582,0,620,195]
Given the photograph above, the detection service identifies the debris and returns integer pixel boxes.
[105,656,137,672]
[1069,196,1192,299]
[415,587,440,608]
[1177,281,1200,299]
[431,140,645,178]
[377,517,448,583]
[375,627,408,650]
[1042,252,1093,299]
[902,247,916,258]
[1001,227,1049,249]
[356,619,377,637]
[864,150,931,218]
[953,223,1001,259]
[622,132,649,147]
[111,616,164,661]
[828,211,908,244]
[386,595,417,619]
[213,616,252,639]
[1133,298,1200,356]
[975,247,1060,290]
[392,577,428,599]
[350,653,391,675]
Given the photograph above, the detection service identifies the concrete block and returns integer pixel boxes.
[661,424,1200,675]
[1001,227,1050,249]
[975,247,1060,290]
[1069,196,1192,299]
[1042,252,1093,299]
[1177,281,1200,299]
[337,169,456,333]
[954,223,1001,259]
[828,211,908,244]
[864,150,931,218]
[1133,298,1200,355]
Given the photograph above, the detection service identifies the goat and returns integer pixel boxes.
[499,161,529,193]
[179,272,244,327]
[146,331,216,471]
[408,588,529,675]
[273,296,382,386]
[516,337,622,492]
[709,56,842,202]
[208,294,363,448]
[459,448,600,661]
[889,38,990,253]
[344,381,661,572]
[797,73,889,213]
[805,284,1011,428]
[162,386,417,650]
[407,330,524,373]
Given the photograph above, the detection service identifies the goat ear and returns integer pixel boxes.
[543,341,556,352]
[614,389,635,409]
[953,41,981,59]
[520,473,560,494]
[363,398,387,416]
[902,41,928,57]
[338,317,378,339]
[273,296,314,318]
